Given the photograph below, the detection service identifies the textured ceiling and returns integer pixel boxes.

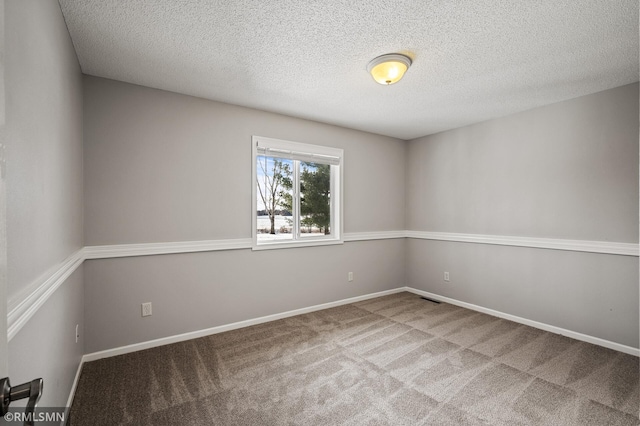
[58,0,638,140]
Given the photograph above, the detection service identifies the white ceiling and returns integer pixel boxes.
[58,0,639,140]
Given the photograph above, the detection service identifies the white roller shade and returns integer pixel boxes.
[256,146,341,166]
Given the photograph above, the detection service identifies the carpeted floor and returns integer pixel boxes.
[70,292,639,425]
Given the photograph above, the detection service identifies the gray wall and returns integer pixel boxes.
[85,241,405,353]
[8,267,84,407]
[405,83,639,348]
[0,0,9,377]
[83,76,407,352]
[5,0,84,407]
[83,78,639,352]
[83,76,405,244]
[3,0,638,408]
[6,0,83,299]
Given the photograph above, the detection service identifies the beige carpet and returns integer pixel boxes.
[70,292,639,425]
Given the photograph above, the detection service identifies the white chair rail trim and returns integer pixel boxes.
[7,249,84,341]
[406,231,639,256]
[8,231,638,340]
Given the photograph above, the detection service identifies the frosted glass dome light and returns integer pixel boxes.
[367,53,412,85]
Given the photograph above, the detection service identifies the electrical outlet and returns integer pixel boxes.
[444,272,450,282]
[75,324,79,343]
[348,272,354,282]
[142,302,152,317]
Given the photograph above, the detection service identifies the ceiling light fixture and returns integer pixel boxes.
[367,53,412,85]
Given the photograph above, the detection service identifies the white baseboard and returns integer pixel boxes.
[81,288,405,362]
[81,286,639,363]
[404,287,640,357]
[66,357,84,409]
[68,285,639,408]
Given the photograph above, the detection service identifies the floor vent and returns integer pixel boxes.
[420,297,441,304]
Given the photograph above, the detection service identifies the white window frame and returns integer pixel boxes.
[252,135,343,250]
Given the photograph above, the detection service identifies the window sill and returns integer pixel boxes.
[252,238,344,251]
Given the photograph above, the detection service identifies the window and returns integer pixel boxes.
[252,136,343,249]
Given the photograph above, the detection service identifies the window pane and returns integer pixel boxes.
[299,162,331,237]
[256,155,293,242]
